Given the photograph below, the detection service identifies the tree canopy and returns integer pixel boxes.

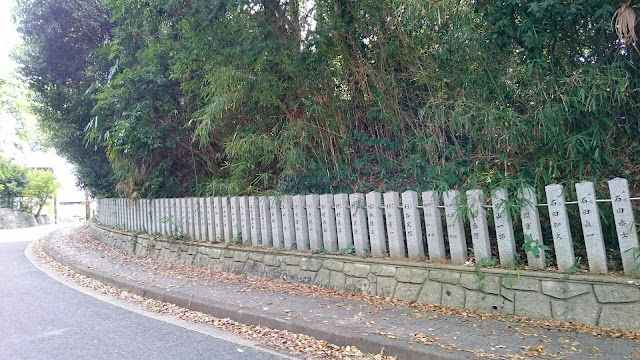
[22,168,58,216]
[13,0,640,199]
[0,154,58,215]
[0,154,28,208]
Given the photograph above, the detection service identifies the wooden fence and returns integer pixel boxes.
[96,177,640,277]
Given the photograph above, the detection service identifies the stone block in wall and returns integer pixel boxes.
[210,249,222,259]
[551,293,599,325]
[541,281,591,299]
[460,273,501,295]
[502,276,539,291]
[345,277,371,294]
[314,268,331,288]
[343,263,371,278]
[159,248,170,261]
[429,270,460,285]
[395,268,411,283]
[264,266,283,280]
[283,255,300,266]
[194,252,210,267]
[394,283,422,302]
[329,271,346,291]
[366,274,377,296]
[283,265,301,281]
[160,247,175,261]
[410,269,429,284]
[501,288,514,302]
[503,299,514,314]
[465,291,505,313]
[514,291,551,319]
[441,284,465,308]
[212,260,233,273]
[376,277,397,298]
[263,254,276,266]
[173,250,184,264]
[197,246,209,255]
[417,280,442,304]
[223,249,234,258]
[249,253,264,262]
[233,252,249,262]
[599,303,640,329]
[323,259,345,272]
[230,261,246,274]
[594,284,640,303]
[371,265,396,277]
[244,260,265,277]
[299,270,317,284]
[396,267,429,284]
[300,258,323,271]
[178,251,193,265]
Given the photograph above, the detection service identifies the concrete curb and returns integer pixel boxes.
[42,238,464,360]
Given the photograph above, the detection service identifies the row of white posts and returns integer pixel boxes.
[96,178,640,277]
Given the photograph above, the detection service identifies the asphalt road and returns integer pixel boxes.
[0,224,296,360]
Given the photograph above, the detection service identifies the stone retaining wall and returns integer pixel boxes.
[90,223,640,330]
[0,208,39,229]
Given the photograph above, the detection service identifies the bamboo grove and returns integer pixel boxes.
[13,0,640,201]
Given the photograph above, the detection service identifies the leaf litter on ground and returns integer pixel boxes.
[38,225,640,359]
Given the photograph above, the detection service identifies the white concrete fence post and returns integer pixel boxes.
[306,194,323,251]
[293,195,310,250]
[319,194,338,252]
[575,181,607,274]
[259,196,272,246]
[492,188,517,268]
[230,196,241,242]
[467,189,491,264]
[366,191,387,257]
[211,197,224,242]
[444,190,467,265]
[221,197,232,243]
[206,197,215,242]
[239,196,251,245]
[384,191,406,259]
[545,184,575,272]
[422,191,446,261]
[518,188,546,269]
[609,178,640,277]
[268,196,284,249]
[269,196,284,248]
[281,195,296,249]
[401,190,424,260]
[334,194,353,251]
[349,193,369,256]
[248,196,261,246]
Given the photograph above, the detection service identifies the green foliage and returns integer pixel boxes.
[475,257,498,281]
[561,257,583,281]
[522,235,551,259]
[13,0,116,197]
[0,154,28,208]
[14,0,640,214]
[339,246,356,256]
[0,154,59,215]
[22,169,58,216]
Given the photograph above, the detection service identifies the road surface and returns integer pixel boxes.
[0,224,296,360]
